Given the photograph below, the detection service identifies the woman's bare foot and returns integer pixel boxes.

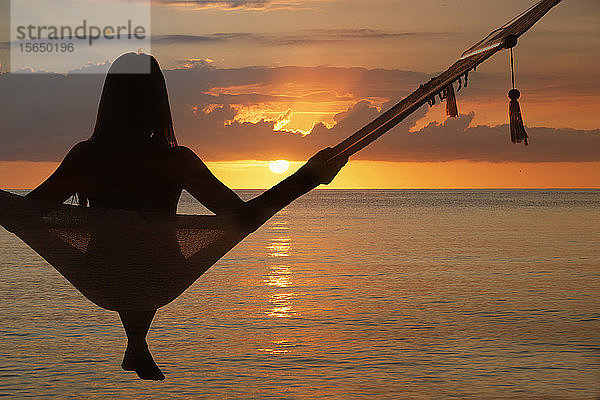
[122,342,165,381]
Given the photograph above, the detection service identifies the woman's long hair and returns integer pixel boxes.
[90,52,177,148]
[77,53,177,206]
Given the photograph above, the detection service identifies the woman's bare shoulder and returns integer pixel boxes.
[60,140,93,165]
[66,140,93,157]
[170,146,207,167]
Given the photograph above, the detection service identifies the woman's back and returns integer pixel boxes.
[78,141,183,213]
[27,140,191,214]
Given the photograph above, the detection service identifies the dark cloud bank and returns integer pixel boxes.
[0,64,598,163]
[152,29,429,47]
[157,0,297,10]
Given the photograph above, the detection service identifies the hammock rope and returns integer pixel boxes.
[510,47,516,90]
[327,0,563,161]
[508,46,529,145]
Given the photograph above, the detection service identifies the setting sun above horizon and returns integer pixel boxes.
[268,160,290,174]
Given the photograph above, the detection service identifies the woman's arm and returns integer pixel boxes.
[26,141,88,204]
[241,147,347,229]
[177,146,245,214]
[179,146,346,228]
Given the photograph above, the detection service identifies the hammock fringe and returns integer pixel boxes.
[508,89,528,145]
[445,84,459,118]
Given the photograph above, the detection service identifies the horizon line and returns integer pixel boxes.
[3,187,600,191]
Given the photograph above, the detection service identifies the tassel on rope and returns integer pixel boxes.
[509,89,528,145]
[445,83,459,117]
[438,90,446,103]
[508,48,528,145]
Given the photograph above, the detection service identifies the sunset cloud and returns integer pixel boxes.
[1,63,599,163]
[177,102,600,163]
[152,29,436,47]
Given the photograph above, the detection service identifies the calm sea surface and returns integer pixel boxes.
[1,189,599,399]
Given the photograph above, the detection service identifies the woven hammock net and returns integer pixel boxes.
[0,189,248,312]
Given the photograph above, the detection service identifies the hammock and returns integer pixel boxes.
[0,189,249,311]
[0,0,563,313]
[327,0,564,161]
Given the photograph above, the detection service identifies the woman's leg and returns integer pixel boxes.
[119,309,165,380]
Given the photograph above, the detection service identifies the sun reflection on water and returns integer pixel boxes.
[267,238,290,258]
[257,340,296,355]
[267,293,296,318]
[264,265,292,288]
[264,218,297,321]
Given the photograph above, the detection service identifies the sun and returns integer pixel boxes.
[268,160,290,174]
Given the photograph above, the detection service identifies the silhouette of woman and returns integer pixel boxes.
[24,53,347,380]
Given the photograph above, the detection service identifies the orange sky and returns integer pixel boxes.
[2,160,598,190]
[0,0,598,189]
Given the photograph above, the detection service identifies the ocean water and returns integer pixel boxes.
[0,189,599,399]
